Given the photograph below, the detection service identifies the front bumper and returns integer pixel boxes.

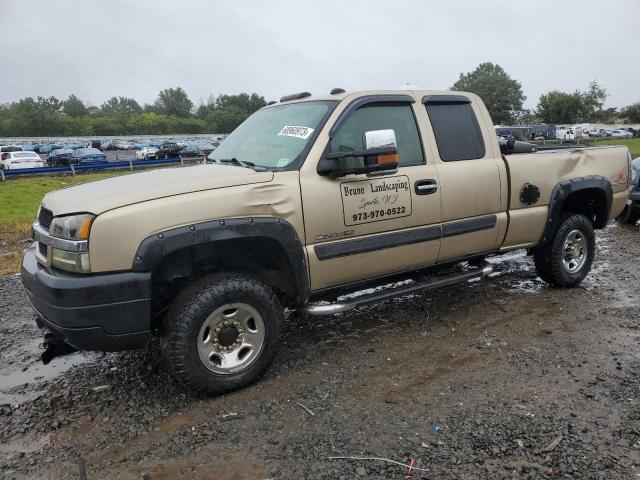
[21,244,152,351]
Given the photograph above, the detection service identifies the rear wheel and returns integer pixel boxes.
[619,205,640,225]
[162,274,282,395]
[533,214,595,287]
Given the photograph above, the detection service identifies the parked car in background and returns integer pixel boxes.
[611,129,633,139]
[619,157,640,225]
[116,141,134,150]
[586,129,601,137]
[196,142,217,156]
[527,124,556,140]
[34,144,52,154]
[1,151,45,170]
[19,144,35,151]
[135,146,160,160]
[598,129,612,138]
[101,140,117,151]
[71,148,108,165]
[556,128,577,141]
[158,141,182,158]
[178,142,198,157]
[0,145,23,156]
[47,148,74,166]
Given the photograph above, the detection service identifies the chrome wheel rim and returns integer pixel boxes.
[197,303,265,375]
[562,229,587,273]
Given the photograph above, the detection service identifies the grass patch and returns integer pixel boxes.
[0,171,129,274]
[0,171,129,225]
[0,251,22,276]
[591,138,640,157]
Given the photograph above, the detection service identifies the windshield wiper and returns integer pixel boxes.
[218,157,255,168]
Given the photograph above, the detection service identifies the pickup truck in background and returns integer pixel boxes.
[21,89,631,394]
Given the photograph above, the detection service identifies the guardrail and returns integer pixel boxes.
[0,156,203,181]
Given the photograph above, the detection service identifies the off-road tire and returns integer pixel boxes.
[162,273,283,395]
[619,205,640,225]
[533,214,595,288]
[628,212,640,225]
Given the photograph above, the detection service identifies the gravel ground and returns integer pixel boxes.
[1,223,639,479]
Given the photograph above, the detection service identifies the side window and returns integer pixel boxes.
[330,103,424,169]
[425,102,486,161]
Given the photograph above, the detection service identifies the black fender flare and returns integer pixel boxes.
[538,176,612,247]
[131,217,309,306]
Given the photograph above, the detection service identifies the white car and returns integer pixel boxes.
[135,146,160,160]
[1,151,45,169]
[556,128,577,140]
[116,141,134,150]
[611,129,633,139]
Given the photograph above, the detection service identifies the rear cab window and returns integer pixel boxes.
[424,96,486,161]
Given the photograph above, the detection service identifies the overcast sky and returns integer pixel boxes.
[1,0,638,110]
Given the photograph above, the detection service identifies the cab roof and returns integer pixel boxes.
[266,89,475,106]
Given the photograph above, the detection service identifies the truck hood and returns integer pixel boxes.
[42,164,274,215]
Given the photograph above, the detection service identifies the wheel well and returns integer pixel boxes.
[149,237,300,325]
[561,188,609,228]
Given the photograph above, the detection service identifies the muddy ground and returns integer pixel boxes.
[1,223,639,479]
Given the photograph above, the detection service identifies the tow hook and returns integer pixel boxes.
[40,330,77,365]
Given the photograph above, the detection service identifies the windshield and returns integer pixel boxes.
[208,101,336,169]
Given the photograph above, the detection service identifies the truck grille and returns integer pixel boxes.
[38,207,54,230]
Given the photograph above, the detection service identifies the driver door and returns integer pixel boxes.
[300,97,442,291]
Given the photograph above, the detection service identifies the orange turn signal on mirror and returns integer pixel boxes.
[378,153,399,165]
[78,216,93,240]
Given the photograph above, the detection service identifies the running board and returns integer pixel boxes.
[301,261,493,316]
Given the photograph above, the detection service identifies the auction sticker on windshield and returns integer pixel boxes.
[341,175,412,226]
[278,125,314,140]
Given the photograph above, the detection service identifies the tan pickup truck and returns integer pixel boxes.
[21,89,631,394]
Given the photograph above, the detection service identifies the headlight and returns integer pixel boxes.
[50,214,94,240]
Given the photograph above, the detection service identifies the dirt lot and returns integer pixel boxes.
[1,223,639,479]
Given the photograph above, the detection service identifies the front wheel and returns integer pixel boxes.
[533,214,595,287]
[162,274,283,395]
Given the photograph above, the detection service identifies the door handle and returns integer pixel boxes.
[415,179,438,195]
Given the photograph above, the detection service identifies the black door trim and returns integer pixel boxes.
[314,225,441,261]
[314,214,498,261]
[442,215,497,238]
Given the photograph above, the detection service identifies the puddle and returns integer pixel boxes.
[0,351,98,405]
[611,288,640,308]
[506,278,544,294]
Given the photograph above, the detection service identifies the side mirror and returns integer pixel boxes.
[318,129,399,177]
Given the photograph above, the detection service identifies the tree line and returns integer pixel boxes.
[1,68,639,137]
[451,62,640,125]
[0,88,267,137]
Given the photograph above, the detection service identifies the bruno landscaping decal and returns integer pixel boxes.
[340,175,412,226]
